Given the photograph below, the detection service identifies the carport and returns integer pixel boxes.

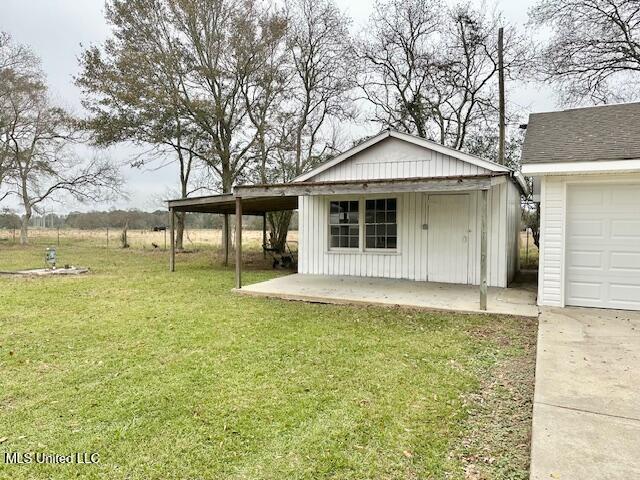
[167,192,298,288]
[167,175,498,311]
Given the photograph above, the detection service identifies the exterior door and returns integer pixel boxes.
[426,194,470,284]
[565,183,640,310]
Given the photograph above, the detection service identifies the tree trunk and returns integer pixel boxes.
[222,214,230,265]
[176,212,185,250]
[20,177,32,245]
[533,204,541,249]
[20,214,30,245]
[268,210,293,253]
[221,168,233,265]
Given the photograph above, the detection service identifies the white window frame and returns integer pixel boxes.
[327,196,362,251]
[363,195,399,253]
[326,195,400,254]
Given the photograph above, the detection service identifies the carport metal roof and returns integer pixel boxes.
[167,193,297,215]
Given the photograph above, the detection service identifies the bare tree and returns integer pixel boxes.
[359,0,530,149]
[77,19,209,250]
[530,0,640,104]
[1,56,120,244]
[0,32,41,203]
[283,0,356,176]
[358,0,443,139]
[262,0,356,251]
[240,7,288,186]
[80,0,287,260]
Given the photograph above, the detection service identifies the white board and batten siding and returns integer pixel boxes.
[297,137,521,287]
[312,137,489,181]
[538,173,640,309]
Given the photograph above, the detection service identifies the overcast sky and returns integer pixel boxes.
[1,0,557,214]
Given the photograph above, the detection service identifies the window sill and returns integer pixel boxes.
[363,249,400,255]
[327,249,401,256]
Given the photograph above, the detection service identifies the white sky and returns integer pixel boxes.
[1,0,557,213]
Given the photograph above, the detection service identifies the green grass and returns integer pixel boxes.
[0,238,536,479]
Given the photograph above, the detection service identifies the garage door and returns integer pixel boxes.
[566,183,640,310]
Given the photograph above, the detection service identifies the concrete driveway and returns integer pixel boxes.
[530,307,640,479]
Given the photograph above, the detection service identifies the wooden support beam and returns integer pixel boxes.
[262,212,267,259]
[234,176,494,198]
[480,189,488,310]
[235,197,242,289]
[169,209,175,272]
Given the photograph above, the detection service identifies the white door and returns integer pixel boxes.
[565,183,640,310]
[427,194,470,284]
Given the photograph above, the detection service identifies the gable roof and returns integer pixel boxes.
[294,129,511,182]
[521,102,640,164]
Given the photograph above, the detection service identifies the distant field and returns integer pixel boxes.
[0,228,299,251]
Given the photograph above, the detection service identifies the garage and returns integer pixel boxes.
[565,183,640,310]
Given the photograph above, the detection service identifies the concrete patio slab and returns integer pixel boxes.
[237,273,539,317]
[531,307,640,479]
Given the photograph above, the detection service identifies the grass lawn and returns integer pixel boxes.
[0,238,536,479]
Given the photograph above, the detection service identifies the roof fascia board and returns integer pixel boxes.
[167,193,233,209]
[522,159,640,175]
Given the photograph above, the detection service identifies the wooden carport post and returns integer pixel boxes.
[480,189,488,310]
[235,197,242,289]
[169,208,175,272]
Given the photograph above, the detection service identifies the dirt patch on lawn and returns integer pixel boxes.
[456,316,538,480]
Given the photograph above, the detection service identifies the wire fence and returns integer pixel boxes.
[2,227,537,268]
[520,228,539,269]
[0,228,297,252]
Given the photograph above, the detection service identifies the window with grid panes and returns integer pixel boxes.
[329,200,359,248]
[365,198,397,249]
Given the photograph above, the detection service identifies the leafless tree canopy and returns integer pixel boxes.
[358,0,531,150]
[78,0,356,252]
[0,32,121,244]
[530,0,640,105]
[0,32,42,201]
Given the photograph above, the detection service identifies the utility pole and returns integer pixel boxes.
[498,27,506,165]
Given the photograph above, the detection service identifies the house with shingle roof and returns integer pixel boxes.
[521,103,640,310]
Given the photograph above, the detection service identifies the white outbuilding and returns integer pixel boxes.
[293,130,525,289]
[168,129,527,311]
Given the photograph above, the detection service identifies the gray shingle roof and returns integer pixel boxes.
[521,103,640,164]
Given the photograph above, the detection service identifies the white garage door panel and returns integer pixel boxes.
[610,252,640,270]
[566,183,640,310]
